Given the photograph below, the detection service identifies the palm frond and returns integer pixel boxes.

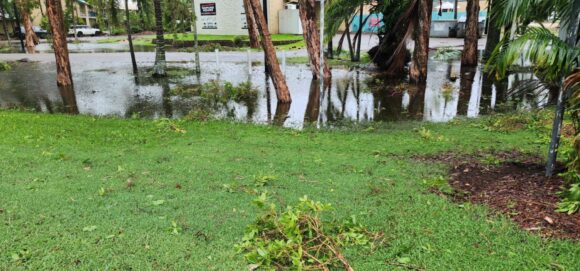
[486,27,580,83]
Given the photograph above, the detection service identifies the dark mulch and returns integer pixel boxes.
[418,150,580,241]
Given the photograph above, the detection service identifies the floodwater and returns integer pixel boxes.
[0,58,552,129]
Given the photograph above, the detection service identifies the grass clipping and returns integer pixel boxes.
[236,193,383,271]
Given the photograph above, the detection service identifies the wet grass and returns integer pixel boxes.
[0,110,579,270]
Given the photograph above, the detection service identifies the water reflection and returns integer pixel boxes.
[0,58,555,129]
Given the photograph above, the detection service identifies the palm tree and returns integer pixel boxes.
[46,0,73,88]
[461,0,479,66]
[248,0,291,103]
[242,0,259,48]
[298,0,330,81]
[487,0,580,176]
[16,0,38,53]
[152,0,166,77]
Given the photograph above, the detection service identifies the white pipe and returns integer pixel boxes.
[247,49,252,77]
[282,50,287,78]
[215,49,220,72]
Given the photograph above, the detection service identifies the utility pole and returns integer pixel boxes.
[192,0,201,74]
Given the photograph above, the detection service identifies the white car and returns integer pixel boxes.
[68,25,101,37]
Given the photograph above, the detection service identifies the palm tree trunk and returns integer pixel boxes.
[298,0,330,81]
[191,0,200,74]
[546,0,580,176]
[409,0,432,83]
[483,0,500,61]
[242,0,260,48]
[124,0,138,76]
[17,1,38,53]
[46,0,73,87]
[152,0,166,77]
[248,0,291,103]
[461,0,479,66]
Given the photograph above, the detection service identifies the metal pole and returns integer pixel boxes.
[319,0,325,90]
[215,48,220,72]
[192,0,201,74]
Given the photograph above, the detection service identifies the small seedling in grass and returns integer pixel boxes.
[422,176,454,195]
[254,175,277,187]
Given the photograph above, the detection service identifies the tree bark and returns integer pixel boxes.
[354,4,363,61]
[125,0,138,76]
[248,0,291,103]
[152,0,166,77]
[46,0,73,87]
[18,1,38,54]
[483,0,500,61]
[461,0,479,66]
[242,0,260,48]
[409,0,432,83]
[298,0,330,81]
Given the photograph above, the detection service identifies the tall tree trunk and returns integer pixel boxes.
[137,0,146,30]
[409,0,432,83]
[46,0,73,87]
[0,3,11,44]
[191,0,200,73]
[125,0,138,75]
[18,1,38,53]
[546,0,580,176]
[461,0,479,66]
[298,0,330,81]
[152,0,166,77]
[248,0,291,103]
[242,0,259,48]
[483,0,500,61]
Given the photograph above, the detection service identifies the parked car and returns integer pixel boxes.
[14,26,49,39]
[68,25,101,37]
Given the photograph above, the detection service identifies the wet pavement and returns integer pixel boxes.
[0,55,550,129]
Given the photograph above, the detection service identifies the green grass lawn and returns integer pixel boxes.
[0,111,578,270]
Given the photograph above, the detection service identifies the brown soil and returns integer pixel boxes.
[419,151,580,241]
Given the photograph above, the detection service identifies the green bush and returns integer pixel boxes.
[235,194,383,270]
[0,61,11,71]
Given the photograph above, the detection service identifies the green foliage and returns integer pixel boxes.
[1,111,580,269]
[433,47,462,61]
[422,176,454,195]
[0,61,11,71]
[556,183,580,214]
[236,194,379,270]
[487,27,579,83]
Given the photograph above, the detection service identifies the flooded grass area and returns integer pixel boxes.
[0,58,552,129]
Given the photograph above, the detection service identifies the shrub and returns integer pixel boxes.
[0,61,11,71]
[235,194,383,270]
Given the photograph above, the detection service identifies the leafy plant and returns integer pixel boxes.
[254,175,277,187]
[236,194,382,270]
[433,47,461,61]
[0,61,11,71]
[556,183,580,214]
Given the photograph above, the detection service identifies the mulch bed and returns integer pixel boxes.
[417,151,580,241]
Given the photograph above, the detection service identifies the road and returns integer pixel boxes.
[0,34,487,64]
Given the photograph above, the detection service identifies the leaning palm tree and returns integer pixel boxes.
[152,0,166,77]
[487,0,580,176]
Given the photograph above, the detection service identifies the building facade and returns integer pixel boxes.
[193,0,285,35]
